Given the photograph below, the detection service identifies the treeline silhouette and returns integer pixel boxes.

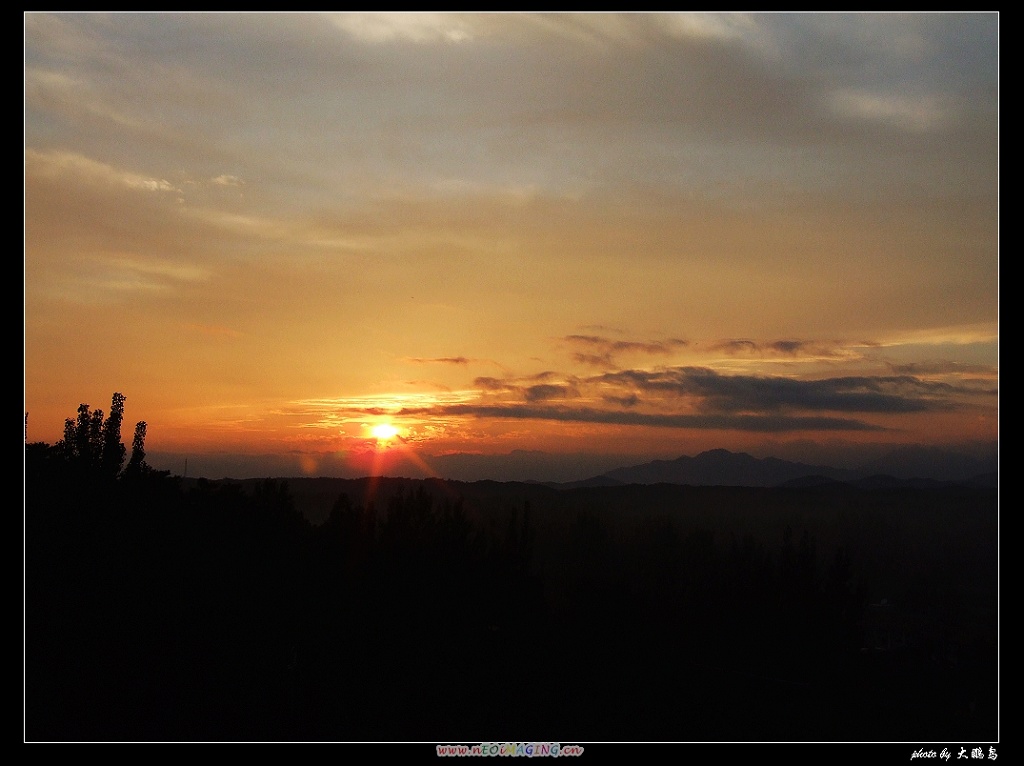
[25,395,997,741]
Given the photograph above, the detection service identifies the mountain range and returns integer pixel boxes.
[556,446,998,490]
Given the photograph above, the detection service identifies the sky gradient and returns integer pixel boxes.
[24,12,999,481]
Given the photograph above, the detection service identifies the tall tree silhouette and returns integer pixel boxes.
[54,393,131,480]
[72,403,94,464]
[126,420,148,475]
[101,392,127,477]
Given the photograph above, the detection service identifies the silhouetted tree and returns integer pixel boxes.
[101,392,127,477]
[57,401,106,471]
[73,403,93,464]
[126,421,148,475]
[51,393,133,480]
[58,415,76,462]
[88,408,104,464]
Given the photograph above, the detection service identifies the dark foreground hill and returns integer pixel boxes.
[27,459,998,742]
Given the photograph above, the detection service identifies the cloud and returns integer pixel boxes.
[25,148,181,195]
[406,356,473,365]
[36,253,212,303]
[592,366,979,414]
[473,376,509,391]
[467,354,989,422]
[887,360,998,376]
[705,338,863,360]
[526,371,560,381]
[314,360,989,435]
[574,352,616,368]
[604,394,640,408]
[325,12,472,44]
[471,375,579,402]
[99,255,208,283]
[25,66,147,131]
[391,403,882,433]
[709,339,760,355]
[874,324,999,347]
[769,340,811,355]
[657,12,767,46]
[564,334,689,368]
[524,383,580,402]
[565,335,689,354]
[830,88,952,133]
[403,380,454,392]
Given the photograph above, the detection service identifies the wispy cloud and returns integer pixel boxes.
[470,374,580,402]
[325,12,472,44]
[405,356,473,365]
[592,366,985,414]
[391,403,883,433]
[26,148,182,195]
[887,360,998,377]
[874,324,999,347]
[704,338,866,361]
[211,174,243,187]
[524,383,580,402]
[473,376,509,391]
[564,334,689,368]
[831,88,953,132]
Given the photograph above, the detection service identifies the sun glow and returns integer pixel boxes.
[370,422,399,442]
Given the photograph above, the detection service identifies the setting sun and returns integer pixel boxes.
[370,423,399,442]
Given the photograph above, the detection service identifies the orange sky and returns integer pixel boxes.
[24,13,998,480]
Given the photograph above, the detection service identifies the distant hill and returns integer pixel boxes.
[595,448,855,487]
[180,445,998,499]
[573,447,999,489]
[854,444,998,482]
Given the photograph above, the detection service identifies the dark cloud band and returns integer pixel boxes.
[393,403,883,433]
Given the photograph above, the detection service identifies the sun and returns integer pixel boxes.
[370,422,399,442]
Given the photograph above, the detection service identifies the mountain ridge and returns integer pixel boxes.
[569,446,998,489]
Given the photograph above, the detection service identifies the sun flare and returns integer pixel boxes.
[370,422,399,442]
